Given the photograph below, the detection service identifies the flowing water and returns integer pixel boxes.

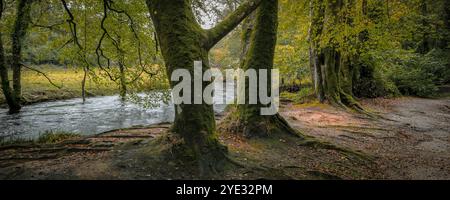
[0,82,235,140]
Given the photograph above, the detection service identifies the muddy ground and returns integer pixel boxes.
[0,97,449,180]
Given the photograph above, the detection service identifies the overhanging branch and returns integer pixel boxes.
[61,0,82,49]
[21,63,63,89]
[203,0,262,49]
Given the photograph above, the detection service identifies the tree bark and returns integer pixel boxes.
[1,1,21,113]
[221,0,302,138]
[118,53,127,101]
[309,0,325,102]
[0,0,31,114]
[309,0,364,111]
[145,0,262,175]
[11,0,32,108]
[0,33,22,113]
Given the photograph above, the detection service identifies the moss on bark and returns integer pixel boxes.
[11,0,32,105]
[0,33,21,113]
[220,0,304,138]
[0,0,31,114]
[146,0,262,175]
[309,0,365,112]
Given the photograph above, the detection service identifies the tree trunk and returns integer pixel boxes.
[309,0,325,102]
[1,1,21,112]
[220,0,302,138]
[82,3,88,104]
[146,0,262,175]
[309,0,364,111]
[11,0,32,108]
[81,66,87,103]
[0,0,31,114]
[0,32,22,113]
[118,55,127,101]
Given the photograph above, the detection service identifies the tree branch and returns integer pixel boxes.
[21,63,63,89]
[105,0,147,75]
[32,21,65,31]
[203,0,262,49]
[95,0,119,82]
[61,0,82,49]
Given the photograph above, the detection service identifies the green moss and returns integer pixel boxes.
[11,0,33,102]
[308,1,372,113]
[220,0,306,138]
[146,0,265,174]
[297,137,373,162]
[147,0,216,141]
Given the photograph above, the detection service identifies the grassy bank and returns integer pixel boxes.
[0,131,80,147]
[0,65,169,107]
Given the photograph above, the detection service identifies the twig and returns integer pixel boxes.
[21,63,63,89]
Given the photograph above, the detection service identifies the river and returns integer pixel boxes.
[0,82,235,140]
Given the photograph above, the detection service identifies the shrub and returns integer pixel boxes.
[368,49,448,97]
[388,66,438,97]
[354,54,400,98]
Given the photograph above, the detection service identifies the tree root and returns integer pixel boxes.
[297,137,373,163]
[219,108,306,139]
[327,91,378,119]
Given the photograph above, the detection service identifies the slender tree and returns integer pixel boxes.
[0,0,32,114]
[11,0,32,107]
[0,0,22,113]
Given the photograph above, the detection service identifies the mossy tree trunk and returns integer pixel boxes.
[0,0,32,114]
[226,0,302,138]
[12,0,32,106]
[145,0,262,174]
[1,23,22,113]
[309,0,364,111]
[309,0,325,102]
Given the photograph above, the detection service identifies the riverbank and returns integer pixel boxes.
[0,65,168,108]
[1,96,448,180]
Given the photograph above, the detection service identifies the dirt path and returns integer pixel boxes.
[282,97,450,179]
[0,97,448,180]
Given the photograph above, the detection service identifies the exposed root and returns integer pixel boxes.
[297,137,373,163]
[327,91,378,119]
[129,132,233,179]
[218,106,306,139]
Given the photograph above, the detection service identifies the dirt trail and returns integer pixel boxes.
[0,97,448,180]
[282,97,450,179]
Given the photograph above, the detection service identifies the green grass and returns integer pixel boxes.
[0,137,34,146]
[0,65,169,106]
[36,131,80,144]
[0,131,80,146]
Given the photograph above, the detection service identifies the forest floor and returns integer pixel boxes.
[0,96,449,180]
